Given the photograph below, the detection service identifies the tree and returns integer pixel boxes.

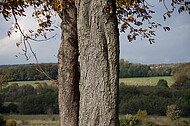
[157,79,169,88]
[57,2,80,126]
[166,104,181,121]
[1,0,190,126]
[76,0,119,125]
[0,75,8,89]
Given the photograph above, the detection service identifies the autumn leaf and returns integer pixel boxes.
[16,43,20,47]
[133,2,137,6]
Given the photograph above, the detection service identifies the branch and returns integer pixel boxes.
[11,7,57,82]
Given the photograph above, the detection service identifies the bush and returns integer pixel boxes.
[157,79,169,88]
[7,103,18,113]
[34,82,40,84]
[0,114,6,126]
[119,112,157,126]
[6,119,16,126]
[136,109,148,120]
[166,105,181,121]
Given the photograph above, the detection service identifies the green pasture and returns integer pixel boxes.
[7,76,175,87]
[4,114,59,125]
[119,76,175,87]
[8,80,52,87]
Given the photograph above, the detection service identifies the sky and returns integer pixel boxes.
[0,1,190,65]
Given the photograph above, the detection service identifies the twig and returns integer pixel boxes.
[11,7,57,82]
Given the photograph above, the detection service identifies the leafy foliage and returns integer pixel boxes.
[6,119,16,126]
[0,64,58,82]
[0,82,58,114]
[120,110,156,126]
[116,0,190,43]
[0,114,6,126]
[0,75,8,89]
[157,79,169,88]
[119,84,190,117]
[166,104,181,121]
[171,62,190,89]
[119,59,174,78]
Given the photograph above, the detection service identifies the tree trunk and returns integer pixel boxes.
[58,3,80,126]
[76,0,120,125]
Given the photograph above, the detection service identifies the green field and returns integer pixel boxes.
[4,114,59,125]
[119,76,175,87]
[8,80,52,87]
[7,76,175,87]
[4,114,190,126]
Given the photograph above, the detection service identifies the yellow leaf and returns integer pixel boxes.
[133,2,137,6]
[16,43,20,47]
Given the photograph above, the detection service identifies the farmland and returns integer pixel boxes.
[8,80,52,87]
[7,76,175,87]
[119,76,175,87]
[4,114,59,125]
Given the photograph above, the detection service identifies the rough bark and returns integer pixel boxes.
[76,0,120,126]
[58,3,80,126]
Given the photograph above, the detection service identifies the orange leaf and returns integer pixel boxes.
[133,2,137,6]
[16,43,20,47]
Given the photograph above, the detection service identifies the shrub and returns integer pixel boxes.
[166,105,181,121]
[157,79,169,88]
[0,114,6,126]
[7,103,18,113]
[11,83,18,86]
[34,82,40,84]
[6,119,16,126]
[136,109,148,120]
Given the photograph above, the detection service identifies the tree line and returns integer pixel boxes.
[119,59,176,78]
[0,64,58,82]
[0,60,177,82]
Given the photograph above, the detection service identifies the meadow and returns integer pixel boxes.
[8,80,52,87]
[119,76,175,87]
[7,76,175,87]
[4,114,59,125]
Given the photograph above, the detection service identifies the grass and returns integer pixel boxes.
[6,114,188,126]
[6,76,175,88]
[8,80,52,88]
[120,114,190,125]
[4,114,59,125]
[119,76,175,87]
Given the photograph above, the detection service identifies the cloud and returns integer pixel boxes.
[0,7,62,65]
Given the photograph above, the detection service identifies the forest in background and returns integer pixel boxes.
[0,59,180,82]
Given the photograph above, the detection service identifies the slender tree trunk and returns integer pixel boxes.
[58,3,80,126]
[76,0,120,125]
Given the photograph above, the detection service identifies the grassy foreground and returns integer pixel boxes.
[4,114,59,125]
[4,114,190,125]
[119,76,175,87]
